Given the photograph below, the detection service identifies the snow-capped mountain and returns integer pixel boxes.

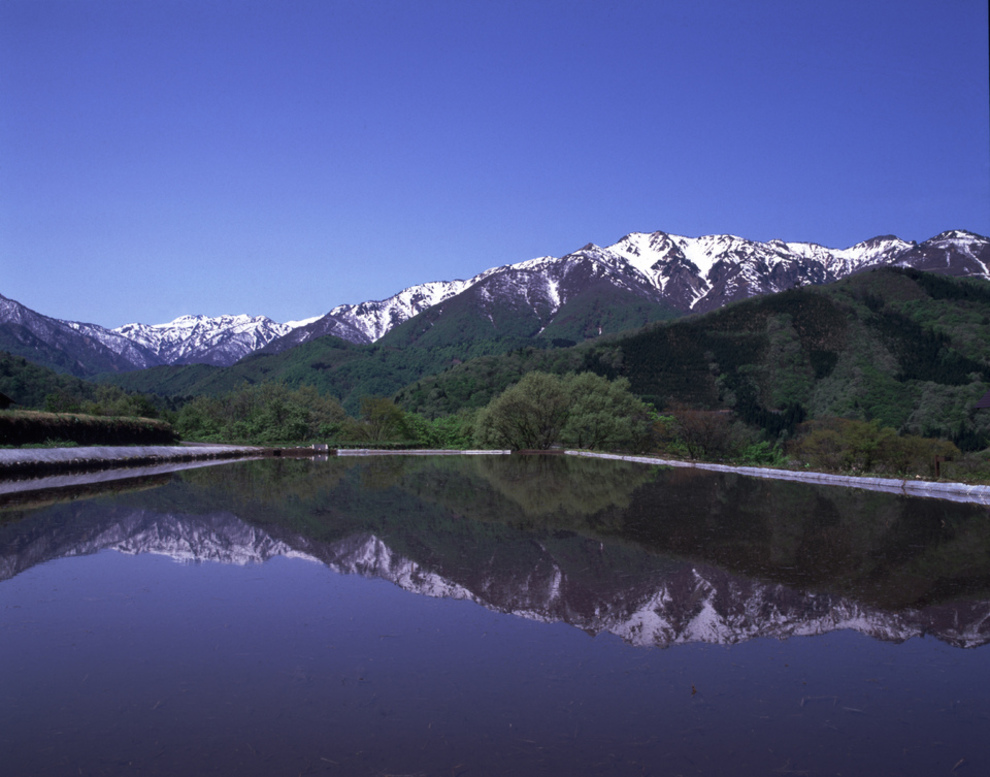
[890,229,990,276]
[329,533,990,649]
[605,231,917,313]
[4,228,988,375]
[112,313,307,366]
[0,297,313,375]
[0,292,163,375]
[264,228,988,351]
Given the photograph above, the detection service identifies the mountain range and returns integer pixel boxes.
[3,228,988,378]
[3,500,987,650]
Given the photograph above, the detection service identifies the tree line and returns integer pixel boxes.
[4,344,988,483]
[169,372,654,452]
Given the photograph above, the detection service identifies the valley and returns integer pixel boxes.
[2,228,989,464]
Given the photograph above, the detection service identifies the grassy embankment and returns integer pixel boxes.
[0,409,177,447]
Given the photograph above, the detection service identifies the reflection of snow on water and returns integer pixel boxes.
[4,500,990,649]
[322,534,990,650]
[4,452,990,777]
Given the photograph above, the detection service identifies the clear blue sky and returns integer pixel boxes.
[2,0,988,328]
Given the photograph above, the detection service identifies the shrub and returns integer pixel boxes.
[667,404,737,460]
[788,417,961,477]
[174,383,347,444]
[737,440,787,467]
[405,410,477,449]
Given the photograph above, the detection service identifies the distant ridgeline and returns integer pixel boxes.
[2,228,987,378]
[1,228,989,446]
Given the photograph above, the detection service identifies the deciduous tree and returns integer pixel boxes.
[560,372,652,451]
[474,372,570,450]
[474,371,652,452]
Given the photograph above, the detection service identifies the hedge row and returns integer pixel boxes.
[0,410,178,447]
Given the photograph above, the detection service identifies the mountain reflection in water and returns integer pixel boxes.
[3,455,990,649]
[4,455,990,777]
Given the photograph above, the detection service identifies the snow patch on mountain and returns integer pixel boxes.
[675,234,744,278]
[113,313,297,366]
[7,228,987,371]
[117,228,990,357]
[284,314,323,329]
[327,534,478,602]
[322,269,505,343]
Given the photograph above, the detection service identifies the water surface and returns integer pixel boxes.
[2,455,989,776]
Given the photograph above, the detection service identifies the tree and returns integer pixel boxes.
[358,396,411,442]
[474,372,570,450]
[44,389,82,413]
[75,384,162,419]
[560,373,652,451]
[669,404,736,459]
[173,383,346,444]
[473,371,652,452]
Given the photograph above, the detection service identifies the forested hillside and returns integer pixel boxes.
[94,267,990,450]
[1,352,105,409]
[397,268,990,446]
[103,332,569,415]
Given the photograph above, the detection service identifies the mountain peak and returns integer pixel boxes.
[5,227,986,375]
[111,313,293,366]
[929,229,987,242]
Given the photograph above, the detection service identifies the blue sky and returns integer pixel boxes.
[2,0,988,328]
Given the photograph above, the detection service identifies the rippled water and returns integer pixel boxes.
[2,455,989,776]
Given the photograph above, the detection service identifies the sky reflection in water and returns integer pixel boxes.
[2,456,989,776]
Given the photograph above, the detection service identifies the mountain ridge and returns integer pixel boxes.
[3,228,987,377]
[3,506,987,649]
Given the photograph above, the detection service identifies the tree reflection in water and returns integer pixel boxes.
[3,455,990,776]
[3,454,990,637]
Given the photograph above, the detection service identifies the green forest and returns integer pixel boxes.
[398,268,990,448]
[3,267,989,481]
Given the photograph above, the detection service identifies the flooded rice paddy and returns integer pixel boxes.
[2,454,989,776]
